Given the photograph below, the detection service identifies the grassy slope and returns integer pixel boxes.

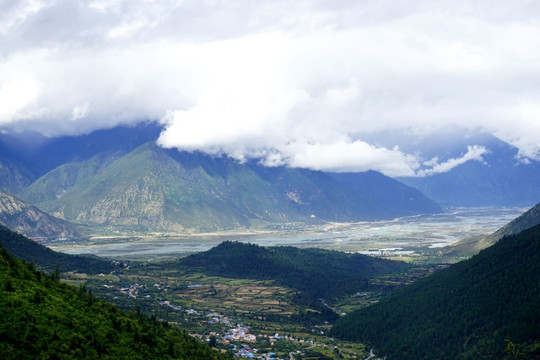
[482,202,540,247]
[20,150,123,205]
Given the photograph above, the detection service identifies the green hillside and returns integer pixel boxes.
[330,225,540,359]
[20,150,124,205]
[0,224,115,274]
[0,157,34,194]
[27,143,293,231]
[180,241,410,301]
[0,242,230,359]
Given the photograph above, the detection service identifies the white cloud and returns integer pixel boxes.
[71,102,89,121]
[417,145,488,177]
[0,71,40,123]
[287,141,421,177]
[1,0,540,176]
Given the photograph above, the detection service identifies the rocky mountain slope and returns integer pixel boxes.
[0,190,78,239]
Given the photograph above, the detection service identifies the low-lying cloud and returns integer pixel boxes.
[1,0,539,176]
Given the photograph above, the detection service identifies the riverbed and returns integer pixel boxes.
[48,207,525,260]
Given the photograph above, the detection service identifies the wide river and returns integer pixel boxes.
[50,207,526,259]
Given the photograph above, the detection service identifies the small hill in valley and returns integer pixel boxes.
[330,224,540,359]
[180,241,410,301]
[0,242,230,359]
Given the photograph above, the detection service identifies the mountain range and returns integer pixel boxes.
[0,124,441,234]
[1,123,539,235]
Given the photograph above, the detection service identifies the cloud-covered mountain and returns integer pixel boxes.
[1,1,539,178]
[18,144,441,232]
[0,125,441,233]
[398,132,540,207]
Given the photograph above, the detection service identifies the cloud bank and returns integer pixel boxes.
[1,0,539,176]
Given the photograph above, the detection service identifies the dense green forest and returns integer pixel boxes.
[0,242,230,359]
[179,241,409,301]
[0,224,117,274]
[330,225,540,359]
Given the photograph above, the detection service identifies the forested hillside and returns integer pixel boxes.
[0,225,115,274]
[330,225,540,359]
[180,241,410,301]
[0,242,230,359]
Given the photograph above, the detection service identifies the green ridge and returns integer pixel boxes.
[0,224,114,274]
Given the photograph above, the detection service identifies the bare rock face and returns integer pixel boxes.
[0,190,78,239]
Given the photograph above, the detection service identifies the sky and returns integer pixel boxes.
[1,0,539,177]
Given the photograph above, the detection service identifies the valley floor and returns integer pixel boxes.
[49,207,524,262]
[50,207,527,359]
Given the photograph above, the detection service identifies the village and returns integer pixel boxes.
[94,279,339,359]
